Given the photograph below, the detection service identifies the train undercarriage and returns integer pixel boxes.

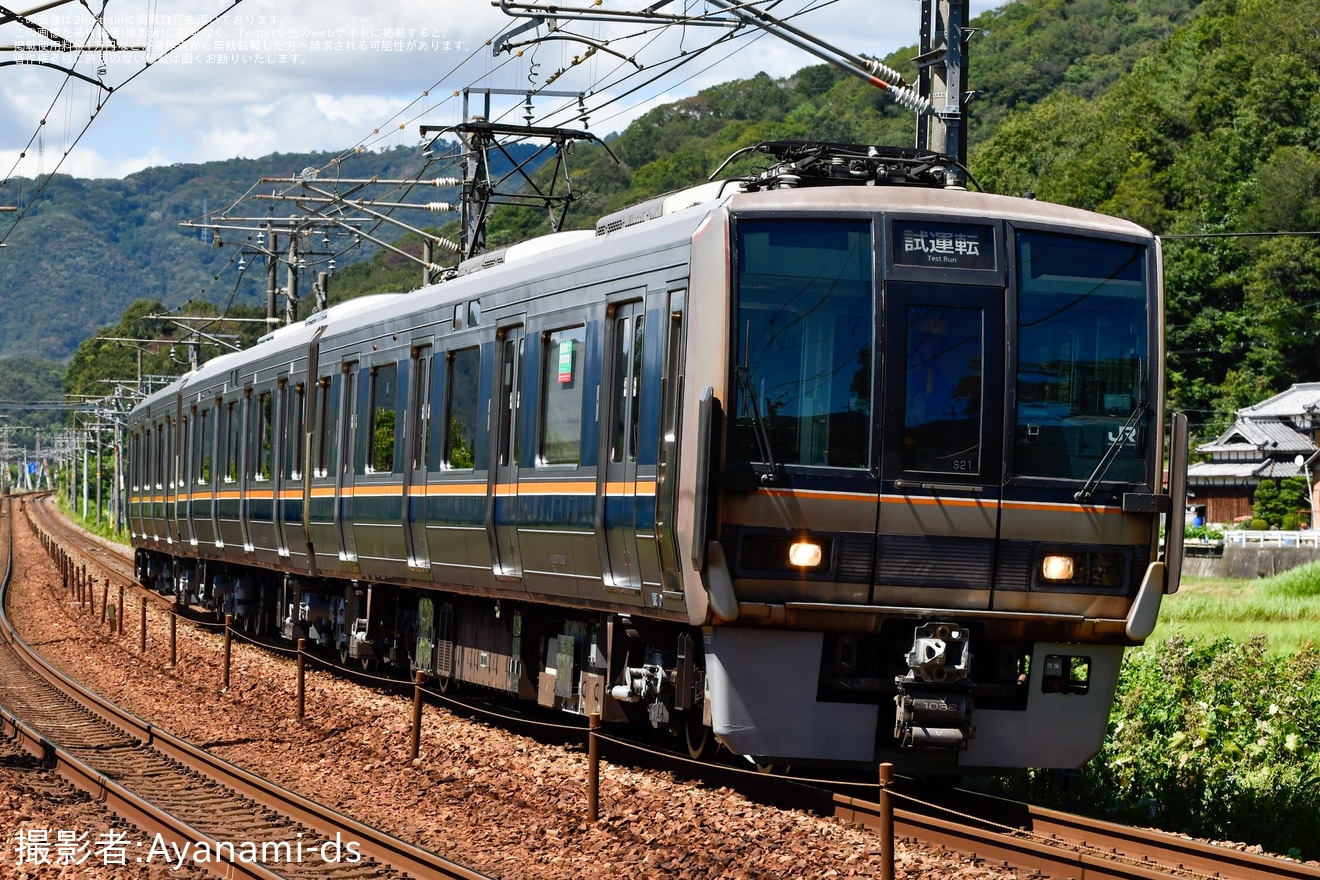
[136,549,715,755]
[136,546,1104,771]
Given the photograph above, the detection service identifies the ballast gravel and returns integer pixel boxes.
[2,505,1017,880]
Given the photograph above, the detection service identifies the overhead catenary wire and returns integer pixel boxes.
[0,0,252,246]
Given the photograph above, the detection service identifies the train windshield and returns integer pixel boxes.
[1013,231,1149,483]
[732,219,873,469]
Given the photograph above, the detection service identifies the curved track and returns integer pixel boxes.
[5,496,492,880]
[834,770,1320,879]
[29,498,1320,880]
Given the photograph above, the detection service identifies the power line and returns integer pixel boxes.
[0,1,251,245]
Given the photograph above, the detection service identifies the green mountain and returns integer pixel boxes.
[0,143,503,361]
[59,0,1319,439]
[971,0,1320,432]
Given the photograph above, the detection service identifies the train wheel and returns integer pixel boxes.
[755,761,791,775]
[360,656,375,672]
[435,674,454,694]
[684,713,713,761]
[339,647,350,666]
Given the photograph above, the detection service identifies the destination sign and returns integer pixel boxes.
[893,220,996,270]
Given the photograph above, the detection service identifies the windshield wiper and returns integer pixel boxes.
[735,362,780,484]
[1075,399,1149,502]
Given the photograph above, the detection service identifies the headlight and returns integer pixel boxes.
[1036,548,1130,589]
[1041,554,1075,581]
[788,541,823,568]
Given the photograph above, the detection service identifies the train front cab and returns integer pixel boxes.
[685,194,1188,770]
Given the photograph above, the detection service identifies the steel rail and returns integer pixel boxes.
[8,497,494,880]
[835,792,1320,880]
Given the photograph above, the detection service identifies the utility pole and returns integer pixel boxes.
[916,0,970,167]
[285,234,300,324]
[267,223,280,329]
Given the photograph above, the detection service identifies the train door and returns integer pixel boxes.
[176,412,190,546]
[150,420,164,542]
[238,390,255,553]
[404,343,433,570]
[600,299,645,594]
[272,381,290,558]
[489,323,524,580]
[335,361,360,564]
[655,293,685,595]
[204,400,221,547]
[183,408,198,545]
[876,282,1004,609]
[165,414,179,544]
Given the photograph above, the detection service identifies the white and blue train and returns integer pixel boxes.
[128,142,1188,771]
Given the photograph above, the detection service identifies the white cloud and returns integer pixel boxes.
[0,0,1005,181]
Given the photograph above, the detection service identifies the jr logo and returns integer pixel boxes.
[1108,425,1138,445]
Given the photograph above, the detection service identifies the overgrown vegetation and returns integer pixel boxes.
[983,565,1320,856]
[1084,634,1320,859]
[1156,565,1320,650]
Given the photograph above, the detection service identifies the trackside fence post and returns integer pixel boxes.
[296,638,306,720]
[410,670,426,760]
[588,712,601,823]
[167,602,177,668]
[879,762,894,880]
[223,614,233,690]
[117,585,124,636]
[139,597,147,653]
[100,581,108,625]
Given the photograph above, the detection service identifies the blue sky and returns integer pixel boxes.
[0,0,999,181]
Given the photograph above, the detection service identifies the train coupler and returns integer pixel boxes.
[893,622,974,749]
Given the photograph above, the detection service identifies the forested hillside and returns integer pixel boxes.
[0,144,472,360]
[972,0,1320,433]
[482,0,1203,241]
[55,0,1320,441]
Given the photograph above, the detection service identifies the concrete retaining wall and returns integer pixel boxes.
[1181,545,1320,579]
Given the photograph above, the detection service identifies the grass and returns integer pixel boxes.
[54,494,130,546]
[1152,562,1320,654]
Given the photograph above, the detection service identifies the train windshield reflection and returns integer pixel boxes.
[1013,231,1149,483]
[732,219,873,469]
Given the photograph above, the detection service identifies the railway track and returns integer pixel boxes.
[3,497,492,880]
[833,763,1320,880]
[27,497,1320,880]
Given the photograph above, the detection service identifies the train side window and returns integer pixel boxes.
[610,313,644,464]
[155,424,165,493]
[198,407,212,485]
[253,390,273,481]
[164,418,174,489]
[539,325,586,466]
[343,364,359,476]
[287,383,305,480]
[128,432,137,493]
[313,375,337,478]
[179,415,189,490]
[224,401,241,483]
[444,347,480,469]
[366,362,398,474]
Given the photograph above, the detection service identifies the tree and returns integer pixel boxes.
[1253,476,1311,528]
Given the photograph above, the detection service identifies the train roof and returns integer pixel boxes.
[127,146,1153,423]
[128,292,408,418]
